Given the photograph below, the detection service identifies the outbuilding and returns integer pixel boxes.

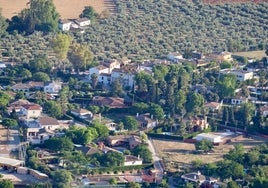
[194,133,222,144]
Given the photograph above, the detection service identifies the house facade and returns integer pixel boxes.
[135,114,157,129]
[44,82,62,94]
[21,104,42,119]
[25,117,61,144]
[111,68,135,88]
[167,52,184,63]
[58,19,72,31]
[220,69,254,82]
[231,96,248,105]
[124,155,143,166]
[74,18,91,27]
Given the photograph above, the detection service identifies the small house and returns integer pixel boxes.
[44,81,62,94]
[58,19,72,31]
[167,52,184,63]
[70,108,93,119]
[135,114,157,129]
[124,155,143,166]
[205,102,222,112]
[231,96,248,105]
[21,103,42,119]
[11,83,31,92]
[74,18,90,27]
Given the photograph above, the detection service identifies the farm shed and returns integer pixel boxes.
[194,133,222,144]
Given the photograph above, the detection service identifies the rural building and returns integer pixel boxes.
[220,69,254,82]
[107,135,141,150]
[44,81,62,94]
[167,52,184,63]
[70,108,93,119]
[11,83,31,92]
[124,155,143,166]
[231,96,248,105]
[194,133,222,144]
[111,67,136,88]
[58,19,72,31]
[21,104,42,119]
[181,171,217,186]
[205,102,222,112]
[74,17,91,27]
[135,114,157,129]
[91,96,127,108]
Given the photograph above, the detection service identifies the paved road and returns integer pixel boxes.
[147,138,164,183]
[0,125,20,158]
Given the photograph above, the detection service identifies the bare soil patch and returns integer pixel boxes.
[0,0,107,19]
[233,50,266,60]
[152,135,268,171]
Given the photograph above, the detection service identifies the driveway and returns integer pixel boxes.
[147,138,164,183]
[0,125,20,158]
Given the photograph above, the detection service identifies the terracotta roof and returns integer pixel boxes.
[22,104,42,110]
[27,81,44,87]
[10,99,31,106]
[92,96,126,108]
[205,102,221,108]
[11,83,30,90]
[39,117,59,126]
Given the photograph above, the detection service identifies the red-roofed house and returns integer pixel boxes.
[91,96,127,108]
[21,104,42,119]
[38,117,60,131]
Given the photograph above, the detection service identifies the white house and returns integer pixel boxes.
[167,52,184,63]
[89,60,121,86]
[38,116,60,131]
[220,69,254,82]
[58,19,72,31]
[21,104,42,119]
[124,155,143,166]
[111,68,135,88]
[44,82,62,94]
[89,65,109,78]
[70,108,93,119]
[181,171,217,185]
[194,133,222,144]
[25,117,61,144]
[98,73,111,86]
[74,18,91,27]
[231,96,248,105]
[232,70,254,82]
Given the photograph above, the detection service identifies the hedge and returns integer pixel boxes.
[147,133,183,140]
[83,163,153,174]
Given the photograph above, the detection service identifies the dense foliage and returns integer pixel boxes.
[77,0,268,60]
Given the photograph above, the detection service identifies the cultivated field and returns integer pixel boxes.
[0,0,107,19]
[152,135,268,172]
[233,50,266,60]
[202,0,268,4]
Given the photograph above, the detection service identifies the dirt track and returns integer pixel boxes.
[0,0,106,19]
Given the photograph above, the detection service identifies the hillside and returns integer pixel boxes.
[0,0,106,19]
[79,0,268,60]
